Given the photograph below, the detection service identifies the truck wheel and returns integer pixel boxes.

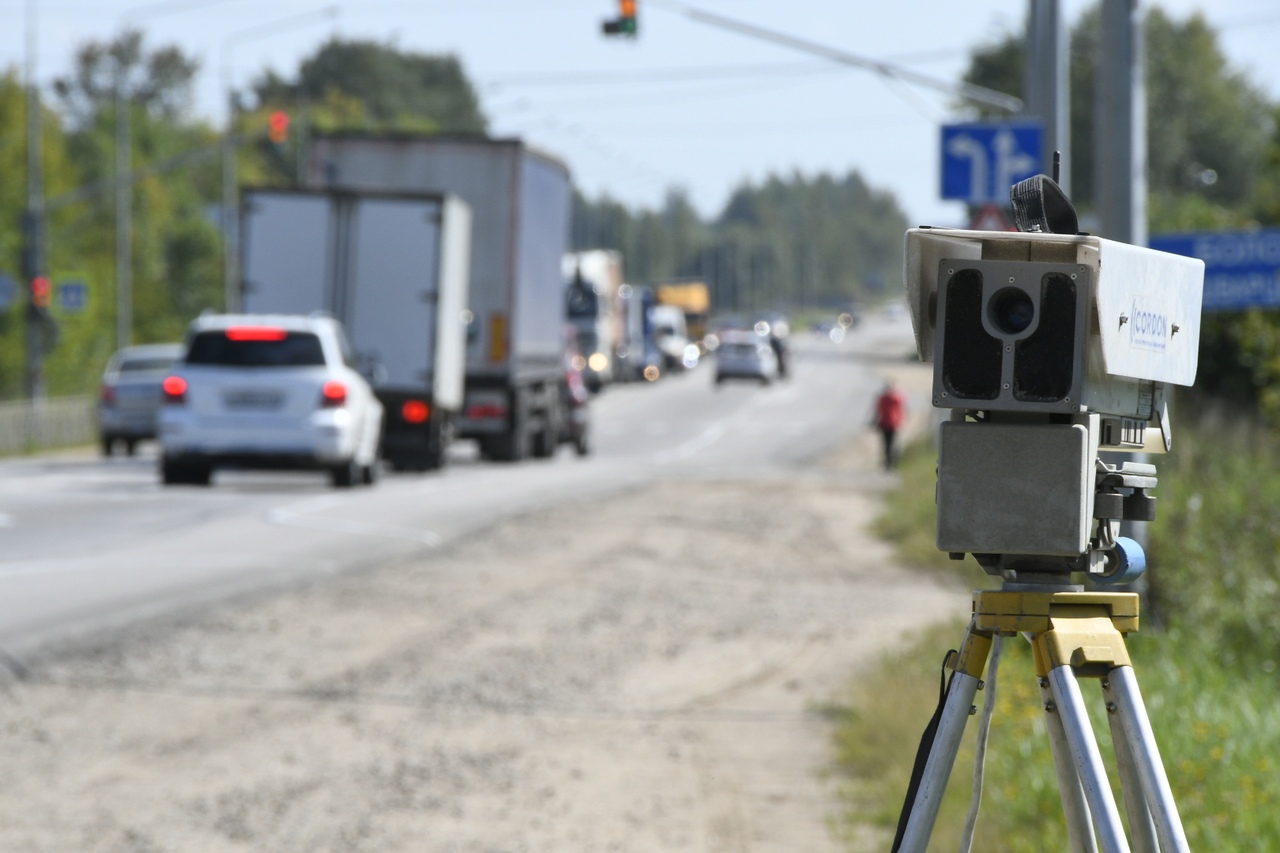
[490,391,529,462]
[531,419,557,459]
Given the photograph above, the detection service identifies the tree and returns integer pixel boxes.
[52,29,199,129]
[572,170,908,314]
[962,5,1273,218]
[252,39,487,134]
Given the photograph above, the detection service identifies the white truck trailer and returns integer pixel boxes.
[307,133,572,461]
[241,187,472,471]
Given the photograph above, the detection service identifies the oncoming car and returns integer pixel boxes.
[158,314,383,488]
[98,343,184,456]
[713,329,779,385]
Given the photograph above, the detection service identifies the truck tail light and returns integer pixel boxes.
[162,376,187,404]
[401,400,430,423]
[466,402,507,420]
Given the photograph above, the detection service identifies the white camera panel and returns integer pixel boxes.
[1084,238,1204,386]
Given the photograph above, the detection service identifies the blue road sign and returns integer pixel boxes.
[0,275,15,312]
[1149,229,1280,311]
[56,279,88,315]
[941,121,1043,204]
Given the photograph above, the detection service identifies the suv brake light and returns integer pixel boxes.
[321,380,347,407]
[225,326,288,341]
[162,375,187,404]
[100,384,116,406]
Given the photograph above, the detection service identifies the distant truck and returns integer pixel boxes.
[563,249,623,391]
[308,133,573,461]
[654,280,711,346]
[616,284,658,381]
[241,187,471,471]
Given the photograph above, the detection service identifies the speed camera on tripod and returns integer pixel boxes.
[903,175,1204,569]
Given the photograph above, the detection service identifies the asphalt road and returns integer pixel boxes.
[0,313,919,657]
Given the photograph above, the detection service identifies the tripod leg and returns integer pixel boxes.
[1105,666,1191,853]
[1047,665,1131,853]
[896,627,991,853]
[1038,676,1099,853]
[1106,696,1159,853]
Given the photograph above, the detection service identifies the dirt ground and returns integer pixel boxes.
[0,365,968,853]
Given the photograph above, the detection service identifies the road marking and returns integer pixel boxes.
[652,420,729,465]
[267,496,442,547]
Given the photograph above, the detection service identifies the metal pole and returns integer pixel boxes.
[222,85,238,312]
[896,670,983,853]
[1047,666,1131,853]
[1107,667,1190,853]
[115,75,132,350]
[1025,0,1069,194]
[1095,0,1146,245]
[220,6,340,314]
[24,0,45,402]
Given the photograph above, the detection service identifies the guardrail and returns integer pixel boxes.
[0,396,96,455]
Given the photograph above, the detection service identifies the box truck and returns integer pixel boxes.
[308,133,572,461]
[241,187,471,471]
[563,249,623,391]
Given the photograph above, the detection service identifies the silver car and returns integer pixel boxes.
[158,314,383,488]
[98,343,185,456]
[713,329,779,385]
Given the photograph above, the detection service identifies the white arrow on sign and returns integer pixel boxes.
[946,134,989,202]
[993,128,1037,199]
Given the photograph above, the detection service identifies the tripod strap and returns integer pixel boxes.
[890,649,957,853]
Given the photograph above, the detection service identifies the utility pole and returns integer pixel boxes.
[1095,0,1146,245]
[1024,0,1069,194]
[23,0,46,402]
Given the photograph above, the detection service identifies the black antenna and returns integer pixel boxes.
[1053,151,1062,185]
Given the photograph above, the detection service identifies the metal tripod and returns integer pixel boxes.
[894,585,1190,853]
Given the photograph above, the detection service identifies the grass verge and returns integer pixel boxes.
[831,428,1280,851]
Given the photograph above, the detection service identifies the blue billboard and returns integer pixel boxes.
[1149,229,1280,311]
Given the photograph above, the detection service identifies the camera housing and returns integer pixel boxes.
[906,228,1203,450]
[904,227,1204,567]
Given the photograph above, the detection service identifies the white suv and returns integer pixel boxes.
[158,313,383,488]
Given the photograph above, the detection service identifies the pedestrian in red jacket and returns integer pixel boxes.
[874,380,907,470]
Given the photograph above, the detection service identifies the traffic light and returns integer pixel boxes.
[602,0,638,36]
[268,110,290,145]
[29,276,50,311]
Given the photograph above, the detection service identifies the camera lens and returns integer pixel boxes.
[990,288,1035,335]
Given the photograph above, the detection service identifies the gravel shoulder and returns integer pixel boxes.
[0,361,967,853]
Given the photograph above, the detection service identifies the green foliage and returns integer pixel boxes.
[0,31,490,402]
[963,5,1273,213]
[573,171,908,312]
[870,439,955,574]
[1146,422,1280,667]
[252,39,487,134]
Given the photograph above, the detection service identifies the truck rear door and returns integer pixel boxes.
[241,193,331,314]
[344,197,443,396]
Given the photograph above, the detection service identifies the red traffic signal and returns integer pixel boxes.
[603,0,638,36]
[30,276,50,310]
[268,110,290,144]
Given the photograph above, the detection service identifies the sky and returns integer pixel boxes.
[6,0,1280,228]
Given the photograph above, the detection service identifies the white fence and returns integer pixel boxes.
[0,396,96,455]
